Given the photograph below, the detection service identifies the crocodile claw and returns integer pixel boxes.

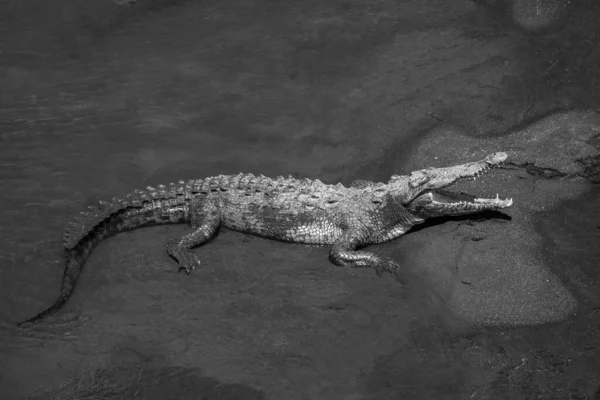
[177,254,201,275]
[179,265,196,275]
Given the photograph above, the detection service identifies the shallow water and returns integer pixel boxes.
[1,0,599,399]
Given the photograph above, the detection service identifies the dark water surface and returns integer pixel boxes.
[1,0,600,399]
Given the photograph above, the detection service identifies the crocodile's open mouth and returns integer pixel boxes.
[405,189,513,219]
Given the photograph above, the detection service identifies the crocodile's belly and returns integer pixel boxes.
[279,219,345,244]
[221,208,345,245]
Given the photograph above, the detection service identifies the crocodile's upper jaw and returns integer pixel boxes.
[407,152,508,193]
[405,189,513,219]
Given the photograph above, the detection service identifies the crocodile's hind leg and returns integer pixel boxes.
[329,234,401,277]
[166,197,221,274]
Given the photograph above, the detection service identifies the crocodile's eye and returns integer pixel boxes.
[408,171,430,188]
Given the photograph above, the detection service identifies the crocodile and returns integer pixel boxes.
[19,151,513,325]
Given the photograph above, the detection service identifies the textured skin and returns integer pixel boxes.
[19,152,513,325]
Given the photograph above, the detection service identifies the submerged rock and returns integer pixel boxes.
[391,109,600,325]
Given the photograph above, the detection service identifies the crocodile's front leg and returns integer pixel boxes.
[166,197,221,274]
[329,234,401,277]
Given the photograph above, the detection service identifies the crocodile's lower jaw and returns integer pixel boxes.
[474,196,513,207]
[435,196,513,212]
[406,190,513,218]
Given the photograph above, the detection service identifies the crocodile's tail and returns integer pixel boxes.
[18,180,198,326]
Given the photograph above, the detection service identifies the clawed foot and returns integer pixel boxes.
[178,253,201,275]
[374,259,401,277]
[166,239,202,275]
